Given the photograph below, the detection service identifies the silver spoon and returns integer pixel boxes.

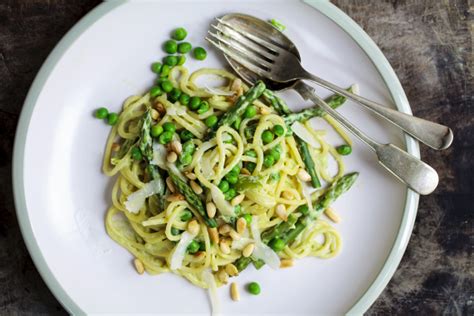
[207,13,440,195]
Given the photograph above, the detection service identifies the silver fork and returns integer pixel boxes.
[206,16,440,195]
[207,17,453,151]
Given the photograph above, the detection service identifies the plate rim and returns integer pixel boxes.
[12,0,420,315]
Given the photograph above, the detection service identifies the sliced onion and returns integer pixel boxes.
[291,121,320,148]
[166,103,187,116]
[170,231,194,270]
[250,216,280,269]
[231,237,253,250]
[202,269,220,316]
[210,185,235,218]
[351,83,359,95]
[245,189,276,208]
[124,179,164,213]
[167,163,187,182]
[204,84,235,96]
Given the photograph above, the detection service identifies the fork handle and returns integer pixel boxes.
[302,72,453,150]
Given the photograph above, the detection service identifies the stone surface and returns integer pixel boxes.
[0,0,472,315]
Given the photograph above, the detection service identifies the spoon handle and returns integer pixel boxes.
[293,81,439,195]
[302,72,453,150]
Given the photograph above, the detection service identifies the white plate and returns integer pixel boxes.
[13,0,419,315]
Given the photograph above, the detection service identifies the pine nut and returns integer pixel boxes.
[189,180,203,195]
[166,193,184,202]
[231,194,245,206]
[154,102,166,114]
[218,224,232,235]
[133,258,145,275]
[297,169,311,182]
[166,177,175,193]
[167,151,178,163]
[229,229,241,241]
[259,107,271,115]
[208,227,219,244]
[185,171,197,180]
[220,240,231,254]
[280,259,294,268]
[194,251,206,260]
[217,269,228,284]
[230,282,240,301]
[275,204,288,221]
[242,243,255,258]
[111,143,120,152]
[240,168,251,175]
[225,263,239,276]
[324,207,341,223]
[170,140,182,155]
[236,217,247,234]
[231,78,242,92]
[206,202,217,218]
[281,190,294,199]
[151,108,160,120]
[187,220,200,236]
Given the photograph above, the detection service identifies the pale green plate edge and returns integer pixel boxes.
[12,1,419,315]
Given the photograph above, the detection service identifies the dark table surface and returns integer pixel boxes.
[0,0,472,315]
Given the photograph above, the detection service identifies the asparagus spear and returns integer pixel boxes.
[263,89,321,188]
[206,81,266,140]
[139,110,154,162]
[261,213,298,244]
[169,173,217,228]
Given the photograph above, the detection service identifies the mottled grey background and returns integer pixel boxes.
[0,0,472,315]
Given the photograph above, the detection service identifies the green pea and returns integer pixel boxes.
[179,153,192,165]
[244,105,257,118]
[150,85,162,98]
[150,124,164,137]
[159,131,174,144]
[182,140,195,153]
[161,80,174,93]
[246,162,256,173]
[178,42,192,54]
[199,241,206,251]
[107,113,119,125]
[197,101,209,114]
[242,214,252,225]
[168,88,182,102]
[231,165,241,174]
[189,96,201,110]
[163,55,178,67]
[177,55,186,65]
[179,93,190,105]
[233,116,242,129]
[163,40,178,54]
[95,107,108,119]
[261,130,274,144]
[193,47,207,60]
[172,27,187,41]
[336,144,352,156]
[225,172,239,185]
[180,129,194,142]
[187,240,200,254]
[244,150,257,158]
[269,237,285,251]
[160,64,171,77]
[180,209,193,221]
[151,62,162,74]
[163,122,176,133]
[269,148,280,161]
[205,115,218,128]
[247,282,261,295]
[171,227,181,236]
[263,154,275,168]
[273,124,285,137]
[131,147,142,161]
[224,188,237,200]
[218,180,230,193]
[297,204,309,215]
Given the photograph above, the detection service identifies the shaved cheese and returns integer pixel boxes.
[301,180,314,210]
[166,103,187,116]
[202,270,220,316]
[291,121,320,148]
[204,84,235,96]
[351,83,359,95]
[210,185,235,218]
[231,237,253,250]
[152,143,168,169]
[124,179,164,213]
[170,231,194,270]
[250,216,280,269]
